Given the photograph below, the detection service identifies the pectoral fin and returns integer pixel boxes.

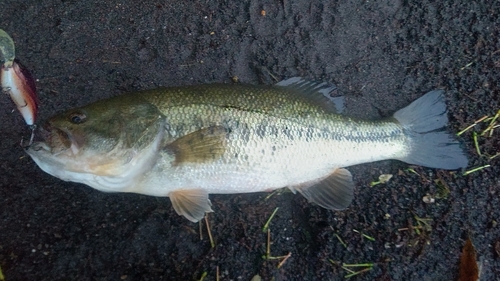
[169,189,213,222]
[165,126,227,165]
[291,168,354,210]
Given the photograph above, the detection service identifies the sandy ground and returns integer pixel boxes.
[1,1,499,280]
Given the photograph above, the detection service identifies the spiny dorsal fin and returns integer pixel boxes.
[275,77,345,114]
[165,125,228,165]
[169,189,213,222]
[291,168,354,210]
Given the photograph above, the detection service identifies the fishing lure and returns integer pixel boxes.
[1,29,38,126]
[1,29,38,143]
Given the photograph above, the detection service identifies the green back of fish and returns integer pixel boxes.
[141,83,338,123]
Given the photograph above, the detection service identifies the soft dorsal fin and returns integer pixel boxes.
[275,77,345,114]
[169,189,213,222]
[290,168,354,210]
[165,125,228,165]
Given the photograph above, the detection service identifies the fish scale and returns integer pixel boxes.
[145,103,405,193]
[27,78,468,222]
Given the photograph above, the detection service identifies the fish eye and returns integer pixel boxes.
[69,111,87,124]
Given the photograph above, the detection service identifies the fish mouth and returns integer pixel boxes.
[30,123,82,156]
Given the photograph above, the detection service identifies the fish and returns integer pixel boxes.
[26,78,468,222]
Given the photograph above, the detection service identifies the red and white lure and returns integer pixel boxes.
[1,29,38,144]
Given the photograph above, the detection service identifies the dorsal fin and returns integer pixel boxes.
[275,77,345,114]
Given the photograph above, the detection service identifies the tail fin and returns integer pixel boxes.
[393,90,468,170]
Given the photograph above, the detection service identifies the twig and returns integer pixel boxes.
[481,109,500,136]
[335,233,347,248]
[264,229,289,261]
[205,214,215,248]
[457,115,488,136]
[266,229,271,259]
[463,165,491,176]
[352,229,375,241]
[344,267,373,278]
[198,271,207,281]
[262,207,279,233]
[329,260,375,279]
[277,252,292,269]
[473,132,481,156]
[199,219,203,241]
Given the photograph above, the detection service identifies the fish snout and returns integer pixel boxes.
[39,121,53,141]
[37,121,73,154]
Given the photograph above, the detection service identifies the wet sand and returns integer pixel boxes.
[1,1,499,280]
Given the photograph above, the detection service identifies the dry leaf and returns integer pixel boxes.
[458,237,479,281]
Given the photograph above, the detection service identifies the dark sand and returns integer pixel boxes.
[1,1,499,280]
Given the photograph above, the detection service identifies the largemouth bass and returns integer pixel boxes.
[26,78,468,222]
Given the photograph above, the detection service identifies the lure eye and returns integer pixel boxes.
[69,111,87,124]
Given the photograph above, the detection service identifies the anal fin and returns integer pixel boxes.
[169,189,213,222]
[291,168,354,210]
